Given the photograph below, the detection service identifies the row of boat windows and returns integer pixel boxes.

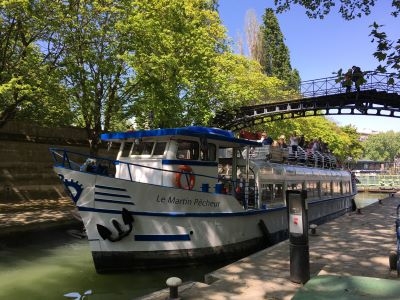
[120,140,217,161]
[260,181,351,207]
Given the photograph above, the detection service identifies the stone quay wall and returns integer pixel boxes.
[0,121,115,201]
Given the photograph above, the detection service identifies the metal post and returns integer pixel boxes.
[287,190,310,284]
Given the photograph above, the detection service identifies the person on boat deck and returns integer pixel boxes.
[86,159,97,173]
[277,135,287,148]
[80,158,96,172]
[311,139,321,153]
[260,132,273,145]
[298,134,305,148]
[289,131,299,156]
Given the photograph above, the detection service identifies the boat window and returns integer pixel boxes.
[176,140,199,160]
[343,181,350,193]
[201,143,217,161]
[121,142,134,157]
[132,140,154,155]
[333,181,341,195]
[306,181,319,200]
[274,184,284,203]
[321,181,331,196]
[261,184,273,207]
[153,142,167,156]
[208,143,217,161]
[287,182,303,191]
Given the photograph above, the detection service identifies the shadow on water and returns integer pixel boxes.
[0,227,226,300]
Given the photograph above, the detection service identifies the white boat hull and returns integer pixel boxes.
[56,166,352,272]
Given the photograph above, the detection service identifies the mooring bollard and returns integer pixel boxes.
[166,277,182,300]
[310,224,317,235]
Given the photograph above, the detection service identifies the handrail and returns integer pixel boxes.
[49,148,251,195]
[300,71,400,98]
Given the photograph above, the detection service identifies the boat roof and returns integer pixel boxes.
[101,126,261,147]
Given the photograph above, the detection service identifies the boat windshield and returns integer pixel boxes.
[120,140,167,157]
[176,140,199,160]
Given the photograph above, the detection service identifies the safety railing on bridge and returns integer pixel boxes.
[300,72,400,98]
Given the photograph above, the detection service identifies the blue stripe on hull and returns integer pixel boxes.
[135,234,191,241]
[77,206,276,217]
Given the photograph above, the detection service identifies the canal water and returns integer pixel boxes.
[0,193,387,300]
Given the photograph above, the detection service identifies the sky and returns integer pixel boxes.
[218,0,400,132]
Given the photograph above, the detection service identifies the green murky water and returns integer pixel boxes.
[0,231,220,300]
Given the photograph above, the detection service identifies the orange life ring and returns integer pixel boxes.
[175,165,195,190]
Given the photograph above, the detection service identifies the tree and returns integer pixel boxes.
[0,0,73,128]
[260,8,300,89]
[120,0,228,128]
[48,0,132,154]
[340,124,364,162]
[245,9,263,63]
[363,131,400,161]
[257,117,362,163]
[273,0,400,76]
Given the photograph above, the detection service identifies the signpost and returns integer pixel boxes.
[287,190,310,284]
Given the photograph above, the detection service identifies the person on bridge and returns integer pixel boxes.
[352,66,364,92]
[344,68,353,93]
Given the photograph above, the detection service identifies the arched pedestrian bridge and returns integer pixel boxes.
[213,72,400,131]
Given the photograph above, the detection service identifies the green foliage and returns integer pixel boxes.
[0,0,73,127]
[47,0,133,152]
[250,117,363,163]
[119,0,228,128]
[212,53,297,108]
[0,0,371,165]
[273,0,400,76]
[363,131,400,161]
[260,8,301,89]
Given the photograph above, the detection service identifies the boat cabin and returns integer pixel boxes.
[101,126,260,192]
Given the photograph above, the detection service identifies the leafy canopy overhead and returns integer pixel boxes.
[363,131,400,162]
[273,0,400,75]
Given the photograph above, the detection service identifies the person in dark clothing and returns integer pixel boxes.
[260,132,273,145]
[352,66,363,92]
[344,68,353,92]
[298,134,305,148]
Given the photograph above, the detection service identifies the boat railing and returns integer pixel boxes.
[50,148,259,206]
[247,145,289,162]
[50,148,117,176]
[248,145,339,169]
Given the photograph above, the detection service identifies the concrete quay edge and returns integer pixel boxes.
[137,195,400,300]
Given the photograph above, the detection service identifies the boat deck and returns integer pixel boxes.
[139,195,400,300]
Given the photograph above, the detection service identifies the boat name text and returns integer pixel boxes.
[156,195,220,208]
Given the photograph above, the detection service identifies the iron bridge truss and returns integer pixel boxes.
[212,72,400,131]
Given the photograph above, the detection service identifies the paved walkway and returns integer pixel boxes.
[138,195,400,300]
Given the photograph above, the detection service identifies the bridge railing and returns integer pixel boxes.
[300,72,400,98]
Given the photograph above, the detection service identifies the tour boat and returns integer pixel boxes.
[50,126,355,272]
